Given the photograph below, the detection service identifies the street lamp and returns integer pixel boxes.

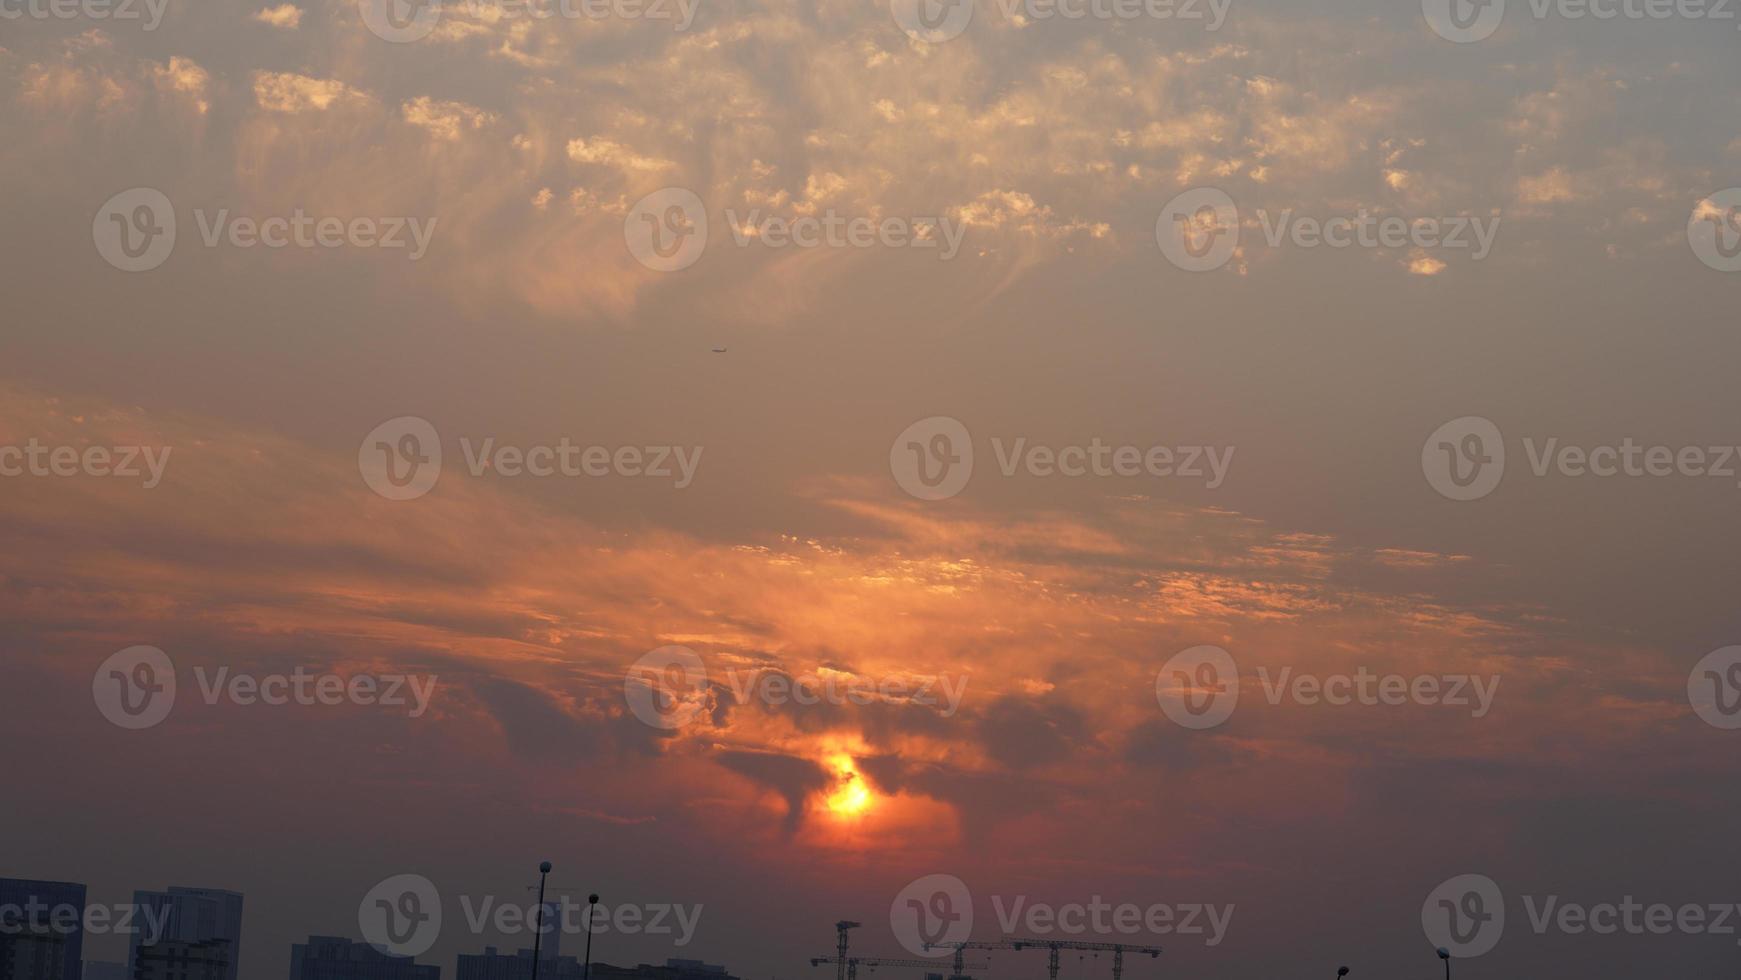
[583,894,601,980]
[1337,968,1350,978]
[1436,947,1451,980]
[531,862,554,980]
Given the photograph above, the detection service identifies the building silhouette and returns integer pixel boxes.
[131,940,229,980]
[0,878,87,980]
[127,888,242,980]
[288,936,440,980]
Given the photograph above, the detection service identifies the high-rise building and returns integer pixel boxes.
[127,888,242,980]
[0,927,70,980]
[130,940,229,980]
[0,878,86,980]
[288,936,440,980]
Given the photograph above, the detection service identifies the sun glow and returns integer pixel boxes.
[824,754,874,818]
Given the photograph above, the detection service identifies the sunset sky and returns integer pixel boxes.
[4,0,1741,976]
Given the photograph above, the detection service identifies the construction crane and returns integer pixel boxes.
[923,940,1023,979]
[832,922,862,980]
[1008,941,1162,980]
[811,956,989,980]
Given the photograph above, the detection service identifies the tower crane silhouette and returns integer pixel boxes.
[923,940,1022,979]
[923,938,1160,980]
[811,956,988,980]
[1013,941,1162,980]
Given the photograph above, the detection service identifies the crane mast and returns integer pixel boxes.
[1008,940,1163,980]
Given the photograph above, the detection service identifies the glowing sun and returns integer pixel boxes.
[824,754,874,818]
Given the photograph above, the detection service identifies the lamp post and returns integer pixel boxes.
[531,862,553,980]
[583,894,600,980]
[1436,947,1451,980]
[1337,968,1350,978]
